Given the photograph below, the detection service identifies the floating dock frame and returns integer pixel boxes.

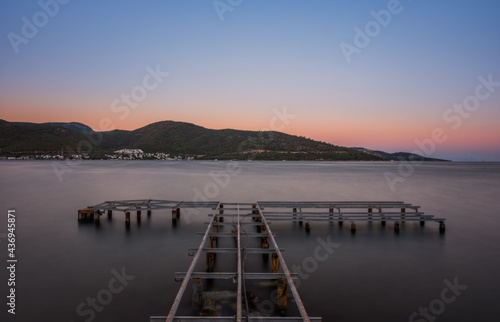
[78,200,446,321]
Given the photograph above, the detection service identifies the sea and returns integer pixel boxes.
[0,160,499,322]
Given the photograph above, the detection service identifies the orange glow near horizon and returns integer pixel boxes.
[3,103,499,156]
[2,90,499,158]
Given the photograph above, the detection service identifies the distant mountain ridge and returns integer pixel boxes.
[0,120,448,161]
[12,121,95,134]
[350,147,449,162]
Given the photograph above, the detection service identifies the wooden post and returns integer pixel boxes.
[271,253,279,273]
[262,236,269,249]
[192,277,203,307]
[136,207,141,221]
[212,223,219,233]
[219,204,224,222]
[147,209,152,216]
[439,221,446,232]
[172,209,177,223]
[305,222,311,232]
[293,208,297,219]
[206,252,215,272]
[125,212,130,226]
[380,209,385,226]
[394,221,400,231]
[261,224,267,233]
[329,208,334,220]
[107,209,112,219]
[252,204,258,220]
[298,208,303,226]
[277,278,288,310]
[210,236,217,248]
[94,210,100,223]
[420,217,425,226]
[401,208,406,217]
[351,222,356,232]
[338,214,343,225]
[176,208,180,218]
[368,208,372,218]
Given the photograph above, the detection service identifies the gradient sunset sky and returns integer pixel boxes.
[1,0,499,161]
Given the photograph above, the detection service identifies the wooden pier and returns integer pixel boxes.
[78,200,446,321]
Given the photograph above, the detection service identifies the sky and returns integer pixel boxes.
[1,0,499,161]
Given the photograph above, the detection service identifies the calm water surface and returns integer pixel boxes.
[0,161,499,322]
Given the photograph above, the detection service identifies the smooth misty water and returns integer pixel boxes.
[0,161,499,322]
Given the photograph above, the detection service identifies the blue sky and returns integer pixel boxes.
[1,0,499,160]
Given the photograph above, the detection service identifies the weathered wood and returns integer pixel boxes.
[209,236,217,248]
[192,278,202,307]
[206,253,215,272]
[125,212,130,226]
[277,278,288,310]
[272,253,279,273]
[262,236,269,249]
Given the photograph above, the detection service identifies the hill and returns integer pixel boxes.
[0,120,95,155]
[351,147,450,162]
[0,120,449,161]
[0,120,380,160]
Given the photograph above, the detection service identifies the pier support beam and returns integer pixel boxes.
[439,221,446,232]
[401,208,406,217]
[262,236,269,249]
[125,212,130,226]
[420,217,425,226]
[351,221,356,232]
[176,208,180,218]
[219,204,224,222]
[252,204,259,217]
[212,223,219,233]
[206,252,215,272]
[255,217,262,232]
[293,208,297,219]
[147,209,152,216]
[210,236,217,248]
[78,208,94,222]
[94,210,101,223]
[107,209,112,219]
[305,222,311,232]
[192,278,203,307]
[394,221,400,232]
[172,209,178,223]
[137,207,141,221]
[277,278,288,311]
[368,208,372,218]
[272,253,279,273]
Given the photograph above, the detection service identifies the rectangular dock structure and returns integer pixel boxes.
[78,200,446,321]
